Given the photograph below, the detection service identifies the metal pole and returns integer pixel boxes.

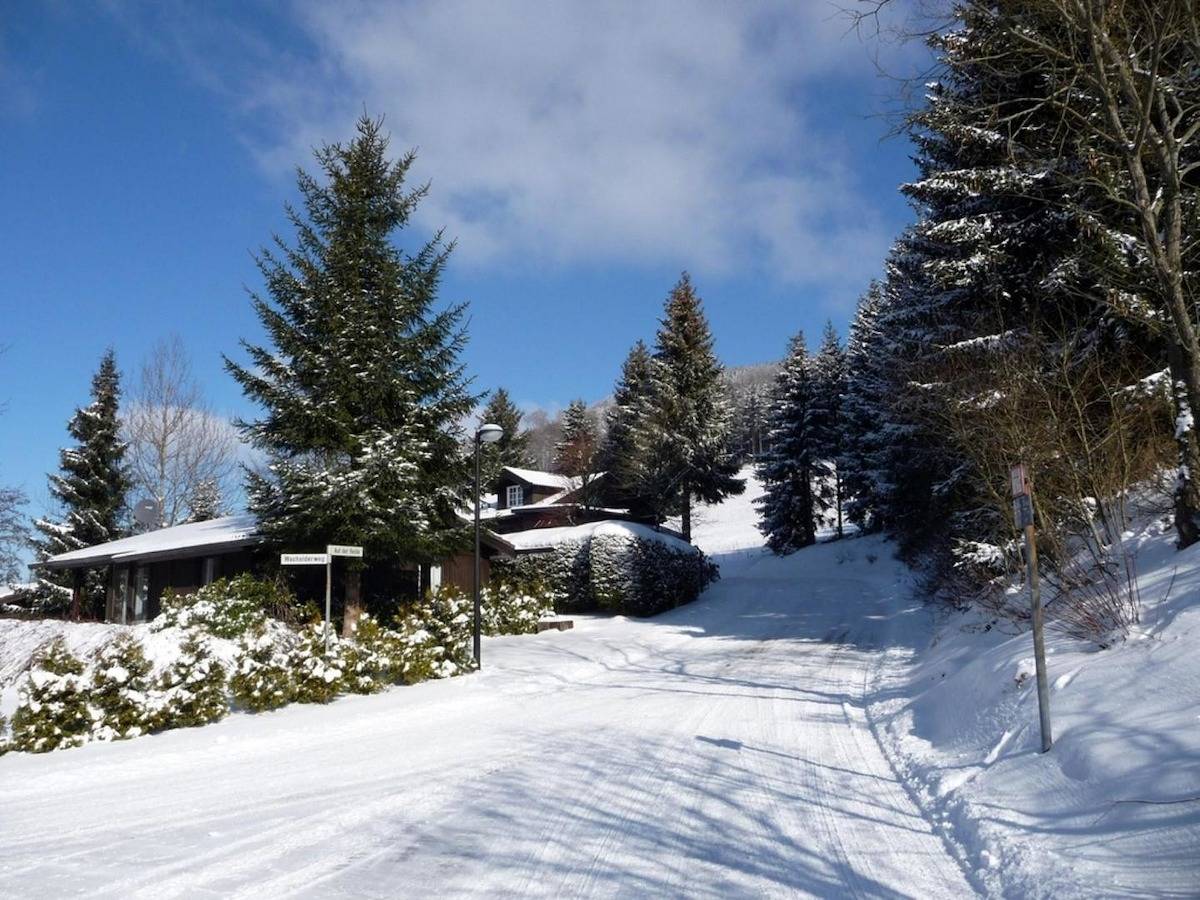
[324,556,332,655]
[473,433,482,667]
[1025,523,1053,752]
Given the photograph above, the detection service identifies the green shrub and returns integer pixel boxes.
[400,585,474,678]
[90,633,154,741]
[289,624,348,703]
[10,638,95,753]
[230,626,296,712]
[481,580,554,635]
[351,614,410,685]
[150,634,229,730]
[155,574,296,639]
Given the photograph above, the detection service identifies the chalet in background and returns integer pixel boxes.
[36,465,679,623]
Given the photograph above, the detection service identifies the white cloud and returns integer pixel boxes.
[114,0,921,291]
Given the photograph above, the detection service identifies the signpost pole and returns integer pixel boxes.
[1025,521,1052,753]
[325,555,332,655]
[1012,464,1052,753]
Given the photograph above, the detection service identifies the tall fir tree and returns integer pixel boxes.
[809,321,847,538]
[185,479,223,523]
[840,283,888,533]
[843,5,1164,571]
[634,273,744,540]
[553,400,599,509]
[598,340,655,514]
[756,332,828,553]
[33,349,131,617]
[224,115,476,633]
[478,387,532,491]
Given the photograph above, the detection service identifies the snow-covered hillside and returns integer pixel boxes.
[0,470,1196,897]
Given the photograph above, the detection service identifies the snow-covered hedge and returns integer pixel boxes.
[156,574,296,639]
[493,525,719,617]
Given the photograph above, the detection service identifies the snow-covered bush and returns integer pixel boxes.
[230,626,296,712]
[397,585,474,678]
[628,537,719,616]
[289,624,348,703]
[495,529,718,617]
[10,638,96,753]
[89,633,154,741]
[150,634,229,730]
[155,574,292,639]
[481,580,553,635]
[492,541,592,611]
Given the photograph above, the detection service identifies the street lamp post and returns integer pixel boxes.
[473,422,504,667]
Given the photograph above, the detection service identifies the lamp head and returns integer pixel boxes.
[477,423,504,444]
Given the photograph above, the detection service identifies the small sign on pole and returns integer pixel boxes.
[327,544,364,558]
[281,553,329,566]
[1011,463,1052,753]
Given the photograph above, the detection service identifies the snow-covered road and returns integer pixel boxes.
[0,539,977,898]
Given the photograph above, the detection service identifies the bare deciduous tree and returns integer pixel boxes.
[124,336,238,529]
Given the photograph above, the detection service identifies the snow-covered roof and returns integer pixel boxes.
[503,519,696,554]
[501,467,577,491]
[42,515,260,569]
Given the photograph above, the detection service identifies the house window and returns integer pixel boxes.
[202,557,217,586]
[133,566,149,622]
[506,485,524,508]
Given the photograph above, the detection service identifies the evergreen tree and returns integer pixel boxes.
[635,273,744,540]
[809,321,848,538]
[756,332,828,553]
[33,349,130,617]
[840,283,888,533]
[185,479,223,523]
[553,400,599,507]
[478,387,532,491]
[224,115,477,633]
[598,341,655,514]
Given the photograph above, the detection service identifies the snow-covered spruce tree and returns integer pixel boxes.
[90,633,154,741]
[10,639,95,753]
[477,387,533,492]
[597,340,656,514]
[185,478,223,523]
[631,274,744,539]
[151,633,228,730]
[224,115,477,634]
[553,399,600,508]
[840,283,888,533]
[809,321,848,538]
[32,350,131,616]
[0,484,28,586]
[844,5,1165,572]
[756,332,828,553]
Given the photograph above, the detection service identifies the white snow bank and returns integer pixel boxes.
[869,509,1200,897]
[0,618,243,720]
[504,519,697,554]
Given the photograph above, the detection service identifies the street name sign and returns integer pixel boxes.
[327,544,364,558]
[281,553,329,565]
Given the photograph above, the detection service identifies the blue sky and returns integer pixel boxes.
[0,1,924,525]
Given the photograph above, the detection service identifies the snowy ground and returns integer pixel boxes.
[1,472,1196,897]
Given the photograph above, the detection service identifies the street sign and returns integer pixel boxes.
[1013,493,1034,528]
[1010,463,1030,498]
[281,553,329,565]
[327,544,364,558]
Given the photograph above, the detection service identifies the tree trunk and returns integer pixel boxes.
[342,566,363,637]
[71,569,83,622]
[681,488,692,542]
[1167,342,1200,547]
